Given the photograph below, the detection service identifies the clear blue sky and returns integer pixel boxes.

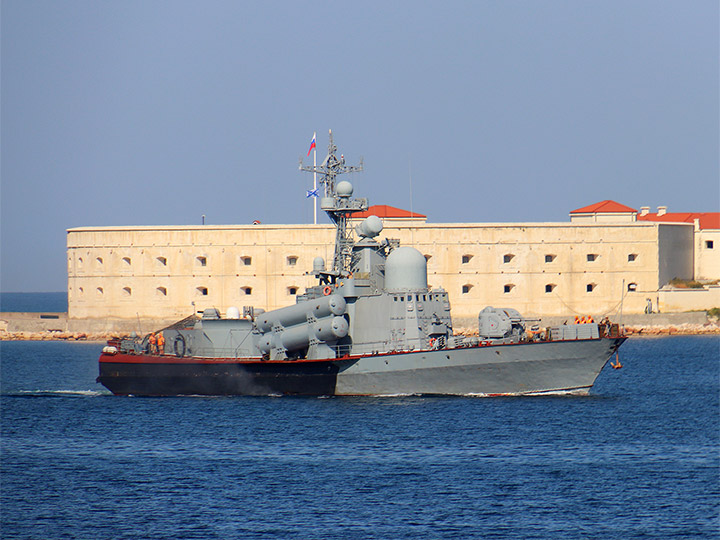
[1,1,718,292]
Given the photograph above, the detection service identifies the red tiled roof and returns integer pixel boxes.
[637,212,720,230]
[570,200,638,214]
[353,205,426,219]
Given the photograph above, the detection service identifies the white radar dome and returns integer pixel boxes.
[226,306,241,319]
[385,247,428,291]
[356,215,383,238]
[336,181,353,198]
[313,256,326,273]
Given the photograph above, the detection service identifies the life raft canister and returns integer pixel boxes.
[323,286,333,296]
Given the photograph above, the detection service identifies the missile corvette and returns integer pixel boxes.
[98,132,625,397]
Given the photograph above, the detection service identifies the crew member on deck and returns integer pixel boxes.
[157,332,165,355]
[148,332,157,354]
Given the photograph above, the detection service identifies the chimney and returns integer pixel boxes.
[639,206,650,216]
[657,206,667,216]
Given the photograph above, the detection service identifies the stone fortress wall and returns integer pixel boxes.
[66,205,719,332]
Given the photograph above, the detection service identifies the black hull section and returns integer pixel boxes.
[98,359,339,396]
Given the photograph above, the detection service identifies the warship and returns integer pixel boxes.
[98,132,626,396]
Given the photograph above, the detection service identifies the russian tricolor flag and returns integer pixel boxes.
[307,133,316,157]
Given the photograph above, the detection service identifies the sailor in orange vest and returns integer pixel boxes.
[148,332,157,354]
[157,332,165,355]
[574,316,580,324]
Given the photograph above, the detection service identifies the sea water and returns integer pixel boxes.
[0,292,67,313]
[1,336,718,539]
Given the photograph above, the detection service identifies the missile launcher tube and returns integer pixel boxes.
[257,316,349,354]
[256,295,346,333]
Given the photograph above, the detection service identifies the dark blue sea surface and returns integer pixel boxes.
[0,292,67,313]
[1,337,718,539]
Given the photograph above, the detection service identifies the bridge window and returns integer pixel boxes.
[197,256,207,266]
[122,287,132,297]
[586,283,596,293]
[241,256,252,266]
[96,287,104,296]
[461,255,472,264]
[96,257,103,266]
[157,256,167,266]
[197,287,208,296]
[586,254,598,262]
[628,253,638,262]
[462,284,472,294]
[241,286,252,295]
[706,241,714,249]
[288,287,298,295]
[503,284,515,293]
[287,256,298,266]
[156,287,167,296]
[545,284,556,293]
[545,254,556,263]
[503,254,515,264]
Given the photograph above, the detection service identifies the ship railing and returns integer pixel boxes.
[180,346,259,359]
[333,336,437,358]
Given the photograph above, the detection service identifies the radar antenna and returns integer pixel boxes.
[300,130,367,277]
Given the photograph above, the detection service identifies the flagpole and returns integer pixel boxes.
[313,131,317,225]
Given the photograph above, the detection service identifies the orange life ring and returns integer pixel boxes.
[323,286,332,296]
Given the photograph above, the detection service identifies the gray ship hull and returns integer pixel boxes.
[335,337,625,396]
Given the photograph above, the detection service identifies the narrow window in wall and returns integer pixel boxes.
[461,255,472,264]
[462,284,472,294]
[122,287,132,297]
[96,257,103,266]
[545,284,556,293]
[628,253,638,262]
[287,256,298,266]
[157,256,167,266]
[545,254,556,263]
[96,287,104,296]
[586,283,596,292]
[241,256,252,266]
[586,254,598,262]
[241,287,252,295]
[197,287,208,296]
[503,284,515,293]
[288,287,298,295]
[157,287,167,296]
[628,283,637,291]
[197,256,207,266]
[122,257,132,266]
[706,240,714,249]
[503,254,515,264]
[424,255,432,262]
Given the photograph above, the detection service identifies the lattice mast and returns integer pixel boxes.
[300,130,366,277]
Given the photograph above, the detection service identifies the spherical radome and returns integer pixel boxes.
[336,181,353,197]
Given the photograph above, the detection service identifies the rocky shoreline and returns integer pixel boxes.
[2,321,719,342]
